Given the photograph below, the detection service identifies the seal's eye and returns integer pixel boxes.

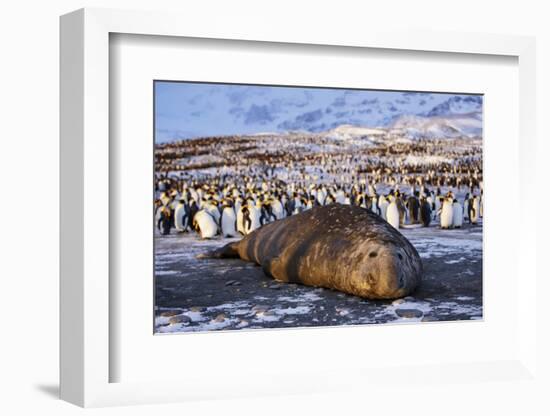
[398,253,403,260]
[369,251,378,258]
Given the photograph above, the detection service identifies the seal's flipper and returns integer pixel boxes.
[196,242,240,259]
[262,256,294,283]
[261,256,280,278]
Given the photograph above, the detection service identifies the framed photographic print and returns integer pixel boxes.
[60,8,539,408]
[152,80,483,334]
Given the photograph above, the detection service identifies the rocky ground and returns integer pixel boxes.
[154,222,483,333]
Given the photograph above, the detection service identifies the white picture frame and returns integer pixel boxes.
[60,8,539,408]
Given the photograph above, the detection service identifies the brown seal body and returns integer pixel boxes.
[198,204,422,299]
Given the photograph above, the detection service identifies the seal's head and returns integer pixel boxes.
[350,242,422,299]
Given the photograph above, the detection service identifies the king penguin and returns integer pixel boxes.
[386,195,400,229]
[378,195,389,221]
[192,209,218,239]
[451,198,463,228]
[174,199,190,232]
[440,197,454,229]
[420,197,432,227]
[220,201,239,238]
[469,195,480,224]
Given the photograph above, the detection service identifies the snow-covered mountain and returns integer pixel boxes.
[389,112,482,139]
[424,95,482,117]
[323,124,386,140]
[155,82,483,141]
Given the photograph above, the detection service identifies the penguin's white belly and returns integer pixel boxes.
[236,209,245,234]
[221,209,238,237]
[247,208,261,233]
[379,201,389,220]
[470,201,480,223]
[452,204,463,228]
[440,203,454,228]
[271,201,284,220]
[317,192,326,206]
[195,211,218,239]
[174,206,188,231]
[386,202,400,229]
[371,201,378,213]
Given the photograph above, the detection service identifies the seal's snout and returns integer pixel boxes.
[366,246,411,299]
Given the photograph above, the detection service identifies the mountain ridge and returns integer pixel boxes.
[155,83,483,141]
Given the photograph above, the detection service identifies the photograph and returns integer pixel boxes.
[153,81,483,333]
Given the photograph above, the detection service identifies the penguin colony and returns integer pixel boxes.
[154,133,483,238]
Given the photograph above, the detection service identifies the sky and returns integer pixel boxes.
[154,81,482,142]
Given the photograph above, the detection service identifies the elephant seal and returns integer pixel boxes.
[197,204,422,299]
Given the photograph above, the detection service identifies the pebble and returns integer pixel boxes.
[395,308,424,318]
[336,307,350,316]
[392,299,406,306]
[160,310,181,317]
[168,315,191,324]
[213,313,226,322]
[268,284,281,290]
[190,306,206,312]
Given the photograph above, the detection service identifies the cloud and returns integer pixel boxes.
[360,98,378,105]
[334,111,350,118]
[244,104,275,125]
[278,109,324,130]
[226,89,250,105]
[331,96,346,107]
